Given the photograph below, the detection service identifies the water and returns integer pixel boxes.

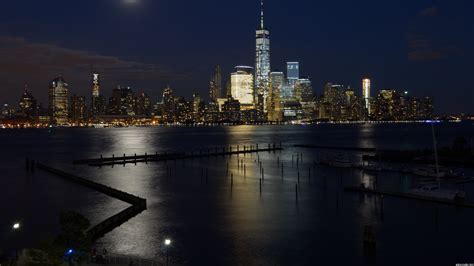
[1,123,474,265]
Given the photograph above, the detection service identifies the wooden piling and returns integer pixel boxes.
[296,183,299,203]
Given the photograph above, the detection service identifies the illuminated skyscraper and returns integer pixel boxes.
[287,62,299,86]
[49,76,69,125]
[162,86,175,122]
[209,65,222,102]
[268,71,284,121]
[231,66,254,106]
[295,78,313,102]
[255,0,271,111]
[91,73,105,116]
[92,73,100,97]
[362,78,371,113]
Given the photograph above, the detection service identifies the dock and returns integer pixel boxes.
[344,186,474,208]
[294,144,376,152]
[36,163,147,240]
[74,144,283,167]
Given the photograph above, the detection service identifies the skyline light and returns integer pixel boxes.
[0,1,471,114]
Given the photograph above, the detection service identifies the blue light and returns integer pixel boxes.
[67,249,73,255]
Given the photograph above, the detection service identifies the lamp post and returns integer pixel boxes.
[12,222,21,260]
[165,239,171,266]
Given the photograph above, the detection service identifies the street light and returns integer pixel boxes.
[164,239,171,266]
[13,223,20,230]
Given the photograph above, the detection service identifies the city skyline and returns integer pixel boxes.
[0,0,472,113]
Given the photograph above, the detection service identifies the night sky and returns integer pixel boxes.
[0,0,472,113]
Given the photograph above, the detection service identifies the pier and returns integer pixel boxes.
[36,163,147,240]
[294,144,376,152]
[344,186,474,208]
[74,144,283,167]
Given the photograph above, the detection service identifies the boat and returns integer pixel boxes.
[409,184,465,201]
[321,155,352,168]
[412,166,447,178]
[408,124,466,202]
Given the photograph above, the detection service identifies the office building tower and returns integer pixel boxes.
[18,85,37,119]
[209,65,222,102]
[255,0,271,111]
[49,76,69,125]
[91,73,105,116]
[231,66,255,106]
[162,86,175,122]
[108,86,134,116]
[287,62,299,86]
[70,95,87,124]
[362,78,371,113]
[135,92,151,116]
[295,78,313,102]
[192,93,204,122]
[268,71,284,121]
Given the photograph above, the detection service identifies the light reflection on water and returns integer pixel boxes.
[1,123,474,265]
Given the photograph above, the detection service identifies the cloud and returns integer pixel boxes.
[419,6,438,17]
[407,34,463,62]
[0,36,186,103]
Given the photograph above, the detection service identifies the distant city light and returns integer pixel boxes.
[165,239,171,246]
[12,223,20,230]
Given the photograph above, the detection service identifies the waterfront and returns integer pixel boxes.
[2,123,474,265]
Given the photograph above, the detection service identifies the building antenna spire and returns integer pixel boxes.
[260,0,264,29]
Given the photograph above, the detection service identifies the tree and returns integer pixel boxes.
[29,210,92,265]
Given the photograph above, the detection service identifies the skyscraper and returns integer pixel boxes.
[91,73,103,116]
[18,85,37,119]
[255,0,271,111]
[92,73,100,98]
[49,76,69,125]
[108,86,134,116]
[231,66,254,106]
[362,78,371,113]
[162,86,175,122]
[70,95,87,124]
[268,71,284,121]
[209,65,222,102]
[295,78,313,102]
[287,62,299,86]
